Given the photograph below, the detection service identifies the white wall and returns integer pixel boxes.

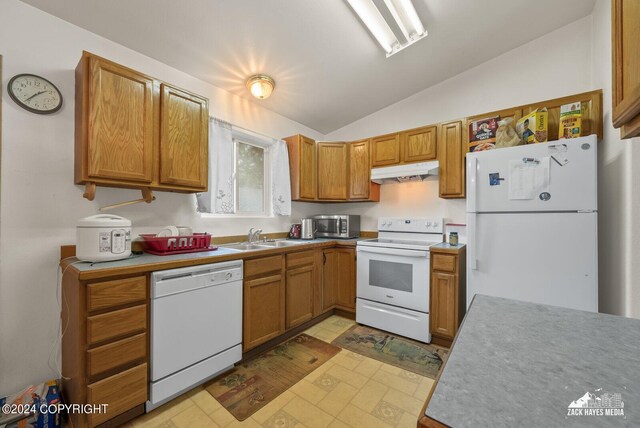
[590,0,640,318]
[324,16,594,230]
[0,0,325,395]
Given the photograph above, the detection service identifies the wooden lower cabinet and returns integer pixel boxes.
[243,255,286,351]
[62,273,149,427]
[285,251,319,328]
[323,247,356,312]
[429,246,466,346]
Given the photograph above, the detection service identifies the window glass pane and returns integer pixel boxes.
[236,142,264,213]
[369,260,413,292]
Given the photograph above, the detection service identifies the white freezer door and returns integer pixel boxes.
[467,212,598,312]
[467,136,597,213]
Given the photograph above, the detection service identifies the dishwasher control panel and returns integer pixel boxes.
[152,260,243,299]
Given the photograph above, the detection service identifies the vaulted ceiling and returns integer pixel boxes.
[21,0,596,133]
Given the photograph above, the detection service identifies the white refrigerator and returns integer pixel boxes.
[466,135,598,312]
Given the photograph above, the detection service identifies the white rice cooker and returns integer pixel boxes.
[76,214,132,262]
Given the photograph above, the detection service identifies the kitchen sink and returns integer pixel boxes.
[222,243,270,251]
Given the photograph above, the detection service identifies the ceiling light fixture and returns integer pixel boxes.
[347,0,427,57]
[246,74,275,99]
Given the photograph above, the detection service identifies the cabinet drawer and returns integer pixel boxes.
[87,276,146,312]
[245,255,283,277]
[87,305,147,346]
[432,254,456,273]
[87,333,147,378]
[87,363,148,426]
[286,250,316,268]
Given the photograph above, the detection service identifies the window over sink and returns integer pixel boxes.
[234,139,268,215]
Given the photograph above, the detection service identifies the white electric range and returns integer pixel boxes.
[356,217,443,343]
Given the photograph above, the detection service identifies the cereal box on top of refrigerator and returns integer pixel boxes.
[516,108,548,144]
[468,116,499,152]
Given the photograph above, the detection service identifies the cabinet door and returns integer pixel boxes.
[336,248,356,310]
[371,133,400,167]
[349,139,371,199]
[401,126,437,163]
[317,142,348,200]
[612,0,640,138]
[430,271,456,339]
[86,56,154,183]
[243,274,285,351]
[286,265,315,329]
[321,249,338,312]
[299,136,317,199]
[438,120,465,199]
[159,84,208,190]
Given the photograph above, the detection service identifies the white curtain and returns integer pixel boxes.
[197,118,292,216]
[270,140,292,216]
[196,118,234,214]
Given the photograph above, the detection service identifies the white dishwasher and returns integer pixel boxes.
[147,260,243,411]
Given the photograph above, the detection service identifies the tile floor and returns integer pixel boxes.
[127,316,435,428]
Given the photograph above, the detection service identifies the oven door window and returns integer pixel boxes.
[369,260,413,293]
[316,219,339,234]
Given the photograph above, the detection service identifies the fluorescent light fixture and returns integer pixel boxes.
[383,0,426,41]
[347,0,427,57]
[346,0,399,53]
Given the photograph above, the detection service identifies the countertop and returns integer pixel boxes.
[429,242,466,253]
[62,237,369,280]
[424,295,639,427]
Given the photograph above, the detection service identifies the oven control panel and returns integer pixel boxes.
[378,217,443,234]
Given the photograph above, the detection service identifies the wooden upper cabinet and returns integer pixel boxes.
[612,0,640,138]
[159,83,208,190]
[317,142,348,200]
[284,134,317,200]
[401,125,437,163]
[371,133,401,167]
[438,120,465,199]
[75,51,210,196]
[349,139,371,199]
[523,90,602,142]
[78,54,155,184]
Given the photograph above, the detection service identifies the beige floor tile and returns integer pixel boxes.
[311,327,341,342]
[378,363,402,375]
[413,377,435,400]
[327,419,351,428]
[336,404,394,428]
[260,409,305,428]
[283,396,335,428]
[396,411,420,428]
[397,370,422,385]
[132,395,194,427]
[326,364,368,389]
[331,352,362,371]
[317,381,359,416]
[290,378,329,404]
[209,407,239,427]
[171,405,220,428]
[191,389,224,415]
[353,357,383,378]
[225,417,263,428]
[312,373,341,393]
[350,379,389,413]
[382,388,424,415]
[371,400,405,426]
[251,390,297,424]
[371,370,419,396]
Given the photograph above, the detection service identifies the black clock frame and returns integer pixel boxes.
[7,73,63,114]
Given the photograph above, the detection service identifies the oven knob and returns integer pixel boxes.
[426,221,432,227]
[433,221,439,228]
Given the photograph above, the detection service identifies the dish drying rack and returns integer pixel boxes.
[139,233,217,255]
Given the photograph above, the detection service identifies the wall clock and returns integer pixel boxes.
[8,73,63,114]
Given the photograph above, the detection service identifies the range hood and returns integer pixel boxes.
[371,160,439,184]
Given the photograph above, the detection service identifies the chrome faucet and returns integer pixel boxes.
[248,228,263,243]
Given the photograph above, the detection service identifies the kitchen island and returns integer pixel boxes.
[420,295,639,427]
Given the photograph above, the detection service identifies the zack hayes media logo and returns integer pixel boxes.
[567,388,625,418]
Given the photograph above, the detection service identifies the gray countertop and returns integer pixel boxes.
[69,238,361,272]
[425,295,639,427]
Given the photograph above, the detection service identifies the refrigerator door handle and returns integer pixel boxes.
[468,213,477,270]
[467,157,478,213]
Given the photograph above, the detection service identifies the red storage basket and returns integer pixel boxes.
[139,233,216,255]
